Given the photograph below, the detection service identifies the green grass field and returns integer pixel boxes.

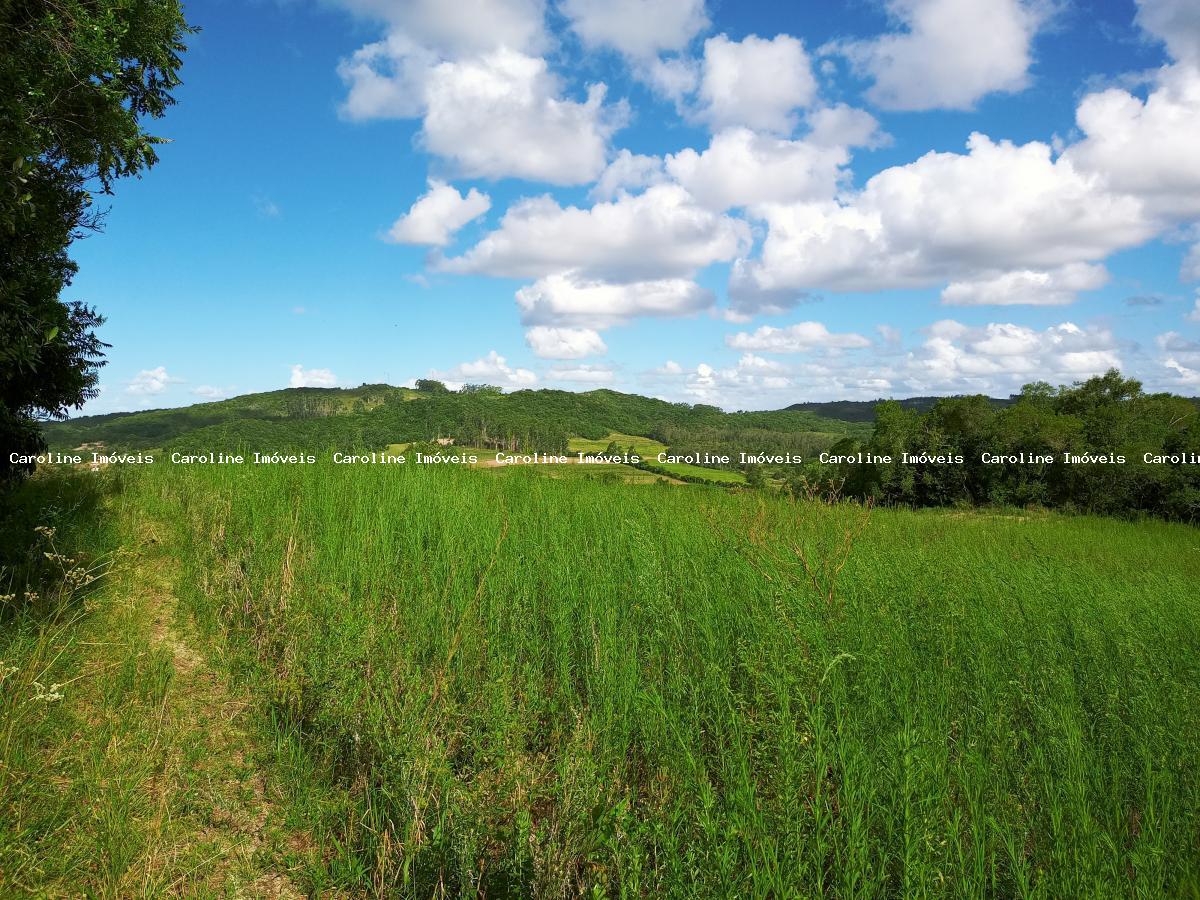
[569,434,749,484]
[645,459,748,484]
[3,463,1199,895]
[567,433,669,455]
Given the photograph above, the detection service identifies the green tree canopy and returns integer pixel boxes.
[1,0,194,482]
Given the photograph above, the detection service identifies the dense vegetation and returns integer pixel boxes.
[787,395,1016,423]
[7,462,1187,896]
[830,371,1200,521]
[41,371,1200,520]
[1,0,193,483]
[42,384,870,456]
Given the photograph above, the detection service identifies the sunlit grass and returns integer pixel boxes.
[134,461,1200,896]
[567,433,669,455]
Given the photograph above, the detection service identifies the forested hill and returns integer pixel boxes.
[787,396,1017,422]
[41,383,871,453]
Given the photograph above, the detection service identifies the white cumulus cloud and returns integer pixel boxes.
[1135,0,1200,67]
[443,184,749,281]
[1064,64,1200,222]
[561,0,708,59]
[590,149,667,200]
[731,132,1152,305]
[830,0,1050,111]
[908,321,1121,393]
[524,325,608,358]
[333,0,548,56]
[126,366,180,396]
[941,263,1110,306]
[431,350,537,388]
[731,60,1200,311]
[335,2,622,185]
[665,127,854,211]
[421,50,621,185]
[290,365,338,388]
[516,273,713,328]
[726,322,872,353]
[387,180,491,246]
[697,34,818,133]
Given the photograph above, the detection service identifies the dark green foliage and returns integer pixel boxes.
[1,0,193,483]
[788,395,1016,422]
[838,370,1200,520]
[43,385,869,456]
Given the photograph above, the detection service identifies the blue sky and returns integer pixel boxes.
[70,0,1200,413]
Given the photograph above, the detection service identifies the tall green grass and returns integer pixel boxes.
[137,462,1199,896]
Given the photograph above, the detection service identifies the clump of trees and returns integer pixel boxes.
[831,371,1200,520]
[1,1,193,483]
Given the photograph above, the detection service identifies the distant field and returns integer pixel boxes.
[25,461,1184,896]
[567,433,668,455]
[568,434,750,484]
[648,459,748,484]
[525,462,682,484]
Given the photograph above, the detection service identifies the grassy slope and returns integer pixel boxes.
[41,384,412,451]
[131,462,1200,896]
[0,474,309,895]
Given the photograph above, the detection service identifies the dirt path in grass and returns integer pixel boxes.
[115,522,311,897]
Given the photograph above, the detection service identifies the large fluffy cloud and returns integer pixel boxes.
[665,127,854,211]
[596,105,885,211]
[333,0,547,55]
[387,180,491,246]
[590,149,668,200]
[560,0,707,59]
[336,0,548,120]
[1135,0,1200,67]
[516,273,714,328]
[639,317,1132,406]
[443,184,749,281]
[524,325,608,358]
[289,365,338,388]
[1063,64,1200,221]
[697,34,818,133]
[126,366,180,396]
[908,320,1122,392]
[731,132,1153,308]
[726,322,872,352]
[830,0,1050,111]
[643,357,798,405]
[430,350,537,388]
[941,263,1110,307]
[732,58,1200,311]
[335,2,621,185]
[421,51,619,184]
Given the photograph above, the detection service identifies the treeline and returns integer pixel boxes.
[828,371,1200,520]
[43,384,863,454]
[654,424,853,474]
[786,395,1015,423]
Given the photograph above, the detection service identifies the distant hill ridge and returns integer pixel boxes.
[42,383,875,453]
[786,396,1018,423]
